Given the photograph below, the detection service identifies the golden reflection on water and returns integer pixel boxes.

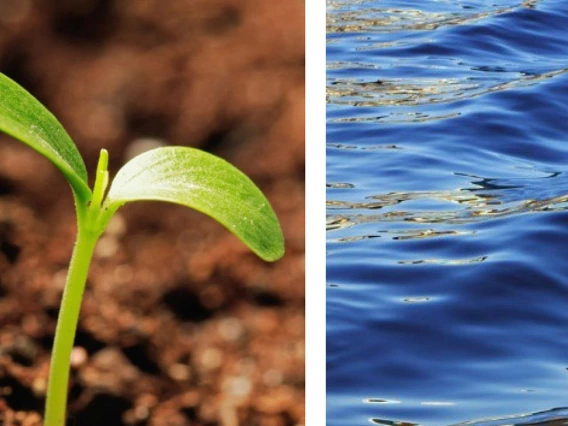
[325,0,553,124]
[398,256,487,265]
[327,67,568,121]
[391,229,474,240]
[327,1,540,34]
[326,185,568,233]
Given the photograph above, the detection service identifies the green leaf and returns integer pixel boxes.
[106,147,285,261]
[0,73,90,200]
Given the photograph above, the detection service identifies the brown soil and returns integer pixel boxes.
[0,1,304,425]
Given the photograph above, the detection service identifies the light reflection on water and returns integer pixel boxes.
[327,1,541,34]
[327,67,568,114]
[369,407,568,426]
[327,171,568,238]
[327,0,568,425]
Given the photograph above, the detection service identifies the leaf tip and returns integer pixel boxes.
[256,232,285,262]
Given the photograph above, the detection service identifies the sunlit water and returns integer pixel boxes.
[326,1,568,425]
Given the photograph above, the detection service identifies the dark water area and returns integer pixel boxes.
[326,1,568,425]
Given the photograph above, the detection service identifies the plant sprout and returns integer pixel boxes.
[0,72,284,426]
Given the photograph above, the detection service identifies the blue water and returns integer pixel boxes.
[326,1,568,425]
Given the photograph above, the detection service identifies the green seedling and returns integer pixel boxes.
[0,73,284,426]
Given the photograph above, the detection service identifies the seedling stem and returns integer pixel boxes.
[44,149,113,425]
[44,225,98,426]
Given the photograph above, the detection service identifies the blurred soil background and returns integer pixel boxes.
[0,0,304,425]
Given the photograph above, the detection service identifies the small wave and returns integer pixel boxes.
[370,419,418,426]
[327,171,568,234]
[368,407,568,426]
[326,67,568,120]
[398,256,488,265]
[329,110,463,124]
[449,407,568,426]
[327,143,402,151]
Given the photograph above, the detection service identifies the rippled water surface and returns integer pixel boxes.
[326,1,568,425]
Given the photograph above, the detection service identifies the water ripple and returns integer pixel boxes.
[450,407,568,426]
[369,407,568,426]
[327,1,568,425]
[327,171,568,235]
[327,67,568,113]
[327,1,541,34]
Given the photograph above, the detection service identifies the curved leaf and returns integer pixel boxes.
[0,73,90,200]
[106,147,284,261]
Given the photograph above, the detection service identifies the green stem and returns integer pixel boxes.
[44,150,110,425]
[44,227,99,426]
